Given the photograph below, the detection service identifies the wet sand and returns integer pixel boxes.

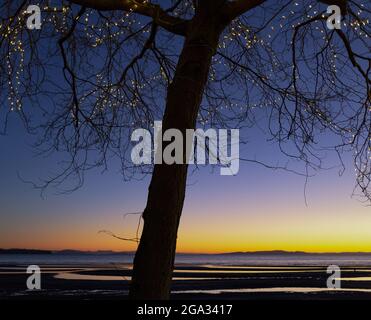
[1,264,371,300]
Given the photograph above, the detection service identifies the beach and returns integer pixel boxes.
[2,262,371,300]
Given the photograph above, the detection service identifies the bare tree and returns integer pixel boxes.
[0,0,370,299]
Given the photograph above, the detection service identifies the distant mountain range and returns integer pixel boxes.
[2,248,371,256]
[216,250,371,256]
[0,249,132,255]
[0,249,53,255]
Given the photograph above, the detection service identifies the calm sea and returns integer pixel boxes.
[1,253,371,266]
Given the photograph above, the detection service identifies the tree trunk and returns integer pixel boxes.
[129,1,226,300]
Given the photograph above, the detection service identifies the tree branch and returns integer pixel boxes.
[69,0,189,36]
[225,0,348,21]
[224,0,267,21]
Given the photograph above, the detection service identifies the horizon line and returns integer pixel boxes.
[3,248,371,255]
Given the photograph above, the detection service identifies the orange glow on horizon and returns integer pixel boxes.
[2,182,371,254]
[2,205,371,254]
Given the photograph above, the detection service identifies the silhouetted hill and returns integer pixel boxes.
[0,249,52,255]
[55,250,133,255]
[217,250,371,256]
[2,249,371,256]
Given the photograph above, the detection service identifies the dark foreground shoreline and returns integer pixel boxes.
[1,264,371,300]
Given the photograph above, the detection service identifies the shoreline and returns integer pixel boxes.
[1,264,371,300]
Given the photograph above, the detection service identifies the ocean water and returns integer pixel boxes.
[3,253,371,298]
[2,253,371,266]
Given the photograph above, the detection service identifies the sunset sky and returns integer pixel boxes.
[0,1,369,255]
[1,115,370,254]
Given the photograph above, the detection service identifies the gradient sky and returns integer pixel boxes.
[1,1,370,254]
[1,113,370,254]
